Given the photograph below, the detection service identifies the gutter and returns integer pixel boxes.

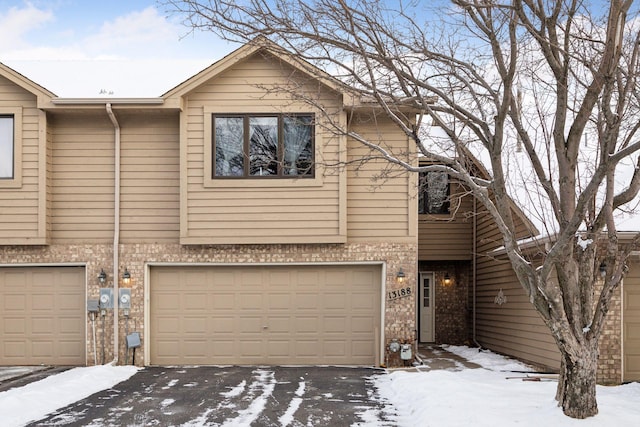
[106,103,120,365]
[52,97,164,105]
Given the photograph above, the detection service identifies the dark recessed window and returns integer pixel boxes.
[213,114,314,178]
[418,171,450,214]
[0,115,14,179]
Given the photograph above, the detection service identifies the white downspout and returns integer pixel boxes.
[106,103,120,364]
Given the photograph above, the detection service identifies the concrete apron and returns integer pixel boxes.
[391,344,482,372]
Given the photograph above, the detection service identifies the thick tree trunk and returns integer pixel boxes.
[556,341,599,418]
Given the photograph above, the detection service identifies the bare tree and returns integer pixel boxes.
[163,0,640,418]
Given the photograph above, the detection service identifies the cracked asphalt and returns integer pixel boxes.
[26,366,394,426]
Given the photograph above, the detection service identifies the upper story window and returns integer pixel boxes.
[213,114,314,178]
[418,171,450,215]
[0,115,14,179]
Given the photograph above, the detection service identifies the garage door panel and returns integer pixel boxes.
[4,341,25,357]
[353,318,377,333]
[0,266,85,365]
[184,294,209,311]
[324,317,346,332]
[240,340,263,356]
[156,316,180,333]
[267,293,291,309]
[295,293,320,309]
[213,294,235,309]
[183,317,207,333]
[267,340,290,357]
[324,293,347,310]
[59,341,84,357]
[211,316,234,332]
[212,341,235,357]
[352,340,375,357]
[32,318,54,334]
[240,294,264,309]
[352,293,377,310]
[4,294,26,310]
[295,317,319,332]
[150,265,381,365]
[268,316,292,332]
[155,294,179,311]
[325,341,347,357]
[32,341,53,357]
[325,270,347,286]
[4,318,25,333]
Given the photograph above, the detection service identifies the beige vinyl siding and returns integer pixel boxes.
[624,261,640,381]
[346,113,416,242]
[474,207,560,370]
[50,113,115,243]
[179,54,345,244]
[0,76,47,244]
[419,183,473,260]
[119,112,180,243]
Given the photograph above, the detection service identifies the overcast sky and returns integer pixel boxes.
[0,0,236,97]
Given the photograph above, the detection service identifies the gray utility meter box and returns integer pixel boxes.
[87,299,99,313]
[99,288,114,309]
[119,288,131,310]
[400,343,413,360]
[126,332,141,349]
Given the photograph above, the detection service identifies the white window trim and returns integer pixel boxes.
[0,107,22,188]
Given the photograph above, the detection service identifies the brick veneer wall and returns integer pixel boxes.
[0,242,417,367]
[596,279,622,384]
[418,261,471,345]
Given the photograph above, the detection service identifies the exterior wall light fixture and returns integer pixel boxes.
[443,273,452,286]
[122,268,131,285]
[396,268,406,284]
[98,269,107,284]
[599,263,607,278]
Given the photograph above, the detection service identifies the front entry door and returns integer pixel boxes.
[419,272,435,342]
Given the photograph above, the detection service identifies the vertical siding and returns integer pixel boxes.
[0,75,45,243]
[419,183,474,260]
[346,113,415,242]
[474,206,560,370]
[119,111,180,243]
[180,54,345,244]
[50,112,114,243]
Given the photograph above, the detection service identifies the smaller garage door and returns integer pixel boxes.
[624,264,640,381]
[0,266,86,365]
[150,264,381,366]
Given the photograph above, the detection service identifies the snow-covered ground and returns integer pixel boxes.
[1,346,639,426]
[0,364,138,426]
[374,345,640,426]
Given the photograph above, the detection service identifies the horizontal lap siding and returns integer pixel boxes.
[51,113,114,243]
[119,112,180,243]
[624,262,640,381]
[346,115,414,241]
[419,185,473,260]
[0,76,42,242]
[183,54,343,244]
[474,207,560,370]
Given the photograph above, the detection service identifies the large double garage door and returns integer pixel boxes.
[0,266,85,365]
[150,264,382,366]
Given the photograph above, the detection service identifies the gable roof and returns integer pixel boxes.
[0,61,56,101]
[162,36,353,103]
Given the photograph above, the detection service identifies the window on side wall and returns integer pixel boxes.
[213,114,314,178]
[0,115,14,179]
[418,171,450,215]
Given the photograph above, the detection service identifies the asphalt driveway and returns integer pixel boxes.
[26,366,393,426]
